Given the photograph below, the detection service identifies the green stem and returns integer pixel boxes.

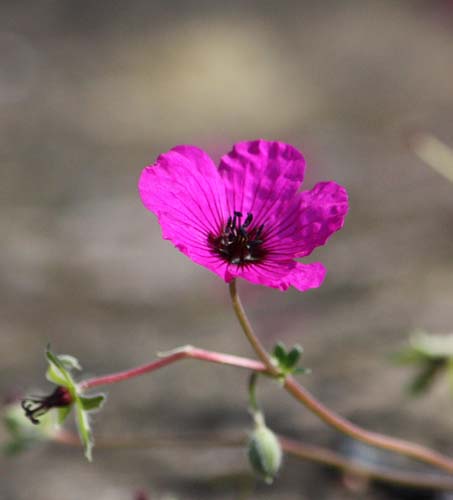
[248,372,259,413]
[228,279,278,375]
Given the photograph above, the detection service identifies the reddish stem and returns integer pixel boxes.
[228,280,453,475]
[79,346,266,390]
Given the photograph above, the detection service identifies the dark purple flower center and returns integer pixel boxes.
[21,386,73,425]
[209,211,267,266]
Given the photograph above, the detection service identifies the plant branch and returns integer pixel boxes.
[229,279,279,375]
[79,346,266,391]
[53,430,453,491]
[228,280,453,475]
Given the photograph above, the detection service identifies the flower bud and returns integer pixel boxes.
[247,413,282,484]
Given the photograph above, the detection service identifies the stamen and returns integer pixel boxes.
[243,213,253,228]
[209,211,267,266]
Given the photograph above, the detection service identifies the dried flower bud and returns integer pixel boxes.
[247,413,282,484]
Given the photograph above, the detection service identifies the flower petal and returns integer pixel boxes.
[228,260,326,291]
[218,140,306,228]
[264,181,348,258]
[283,262,326,291]
[138,145,230,280]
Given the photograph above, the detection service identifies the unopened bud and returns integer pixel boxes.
[247,412,282,484]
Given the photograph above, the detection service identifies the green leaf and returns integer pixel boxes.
[79,395,105,412]
[272,342,287,365]
[286,345,302,369]
[408,360,446,396]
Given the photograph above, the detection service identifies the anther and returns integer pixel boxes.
[209,211,267,266]
[243,213,253,228]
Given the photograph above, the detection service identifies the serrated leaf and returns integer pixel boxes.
[286,345,302,369]
[79,395,105,412]
[272,342,287,364]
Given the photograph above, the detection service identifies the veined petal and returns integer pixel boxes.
[228,260,326,292]
[218,140,306,227]
[228,259,297,290]
[138,145,230,279]
[283,262,326,291]
[138,141,348,292]
[264,181,348,259]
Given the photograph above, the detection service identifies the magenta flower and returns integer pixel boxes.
[139,140,348,291]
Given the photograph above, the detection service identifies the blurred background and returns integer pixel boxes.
[1,1,453,498]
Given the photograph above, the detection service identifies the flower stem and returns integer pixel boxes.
[248,372,260,413]
[228,280,453,475]
[79,346,266,390]
[53,429,453,491]
[228,279,278,375]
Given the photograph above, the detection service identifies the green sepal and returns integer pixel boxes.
[57,354,82,372]
[75,398,93,461]
[57,406,72,424]
[79,395,105,412]
[45,348,79,394]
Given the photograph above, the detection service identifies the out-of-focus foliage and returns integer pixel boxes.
[411,134,453,184]
[396,331,453,396]
[2,401,57,455]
